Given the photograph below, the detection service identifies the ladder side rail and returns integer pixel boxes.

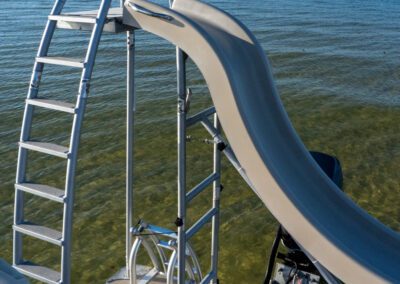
[176,48,187,284]
[210,113,221,284]
[27,0,67,100]
[36,0,68,60]
[61,1,113,282]
[61,100,85,284]
[79,0,113,84]
[126,29,135,277]
[14,0,67,267]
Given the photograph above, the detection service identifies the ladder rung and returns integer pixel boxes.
[36,56,85,68]
[14,262,61,284]
[15,183,65,203]
[49,14,97,24]
[13,222,63,246]
[27,98,76,114]
[186,106,216,127]
[186,208,217,240]
[186,173,219,202]
[19,141,70,159]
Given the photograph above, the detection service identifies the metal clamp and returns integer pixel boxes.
[128,2,173,21]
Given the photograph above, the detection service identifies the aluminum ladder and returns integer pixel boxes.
[174,49,223,284]
[13,0,113,283]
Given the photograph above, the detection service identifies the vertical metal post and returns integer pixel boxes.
[211,114,221,283]
[177,48,187,284]
[126,29,135,276]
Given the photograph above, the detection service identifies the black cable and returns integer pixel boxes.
[264,225,283,284]
[132,232,177,237]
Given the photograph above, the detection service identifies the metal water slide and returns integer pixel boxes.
[124,0,400,282]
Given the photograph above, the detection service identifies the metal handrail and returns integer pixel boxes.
[129,222,202,283]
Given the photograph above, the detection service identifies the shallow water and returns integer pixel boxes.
[0,0,399,283]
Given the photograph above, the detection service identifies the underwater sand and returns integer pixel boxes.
[0,0,399,282]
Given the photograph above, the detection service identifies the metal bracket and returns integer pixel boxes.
[175,217,184,227]
[79,79,90,98]
[216,141,226,152]
[185,88,192,113]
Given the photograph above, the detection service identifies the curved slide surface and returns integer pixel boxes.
[123,0,400,282]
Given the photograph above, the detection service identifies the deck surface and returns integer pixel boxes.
[57,8,131,33]
[108,276,166,284]
[107,265,168,284]
[67,7,123,18]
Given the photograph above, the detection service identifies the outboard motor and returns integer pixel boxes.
[264,151,343,284]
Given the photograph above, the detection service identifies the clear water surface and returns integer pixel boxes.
[0,0,399,282]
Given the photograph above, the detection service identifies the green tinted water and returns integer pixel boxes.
[1,0,399,283]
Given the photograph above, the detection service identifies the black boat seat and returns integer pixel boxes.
[281,151,343,250]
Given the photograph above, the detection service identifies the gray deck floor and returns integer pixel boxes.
[107,265,168,284]
[58,8,131,33]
